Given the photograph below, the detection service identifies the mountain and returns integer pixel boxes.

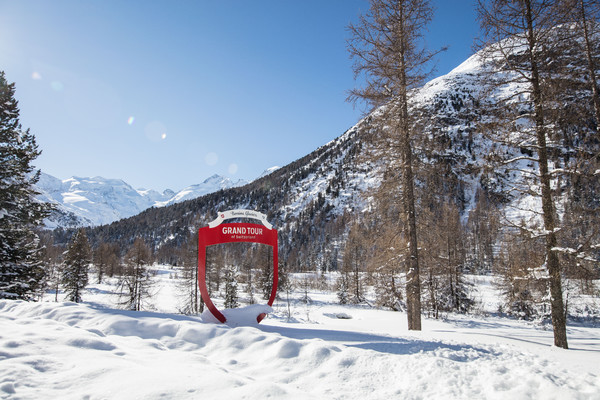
[81,122,372,266]
[153,175,248,207]
[64,55,480,258]
[36,173,248,228]
[257,166,281,179]
[38,55,489,235]
[51,28,598,274]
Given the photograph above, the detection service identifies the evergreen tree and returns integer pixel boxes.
[0,71,50,300]
[336,270,350,305]
[62,229,91,303]
[223,264,239,309]
[243,258,256,305]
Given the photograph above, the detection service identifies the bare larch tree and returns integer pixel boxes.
[476,0,575,349]
[347,0,440,330]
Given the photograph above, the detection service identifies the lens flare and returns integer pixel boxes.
[228,163,238,174]
[50,81,64,91]
[144,121,167,142]
[127,116,135,125]
[205,152,218,166]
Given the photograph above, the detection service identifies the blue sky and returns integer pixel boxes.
[0,0,478,192]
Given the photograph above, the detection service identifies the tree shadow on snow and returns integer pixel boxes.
[438,317,600,353]
[259,325,498,359]
[83,301,203,323]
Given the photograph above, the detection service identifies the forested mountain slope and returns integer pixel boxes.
[57,27,599,281]
[79,124,372,269]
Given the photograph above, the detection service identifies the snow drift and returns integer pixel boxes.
[1,299,598,399]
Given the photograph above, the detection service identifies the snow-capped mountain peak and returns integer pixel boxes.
[36,173,248,228]
[154,175,248,207]
[258,166,281,179]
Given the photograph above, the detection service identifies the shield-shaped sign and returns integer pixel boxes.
[198,210,278,323]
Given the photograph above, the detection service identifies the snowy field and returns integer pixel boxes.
[1,266,599,399]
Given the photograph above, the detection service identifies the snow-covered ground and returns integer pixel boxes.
[1,267,599,399]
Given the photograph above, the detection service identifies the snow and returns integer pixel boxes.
[258,166,281,179]
[284,128,378,219]
[35,173,248,227]
[154,175,248,207]
[9,36,600,398]
[1,270,599,399]
[201,304,273,327]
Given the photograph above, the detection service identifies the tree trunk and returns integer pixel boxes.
[400,89,421,330]
[525,0,568,349]
[403,139,422,330]
[398,6,421,330]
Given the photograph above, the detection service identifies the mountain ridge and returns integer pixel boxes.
[36,172,253,228]
[49,47,494,262]
[48,28,599,276]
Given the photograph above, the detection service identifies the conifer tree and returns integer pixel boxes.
[336,270,350,305]
[62,229,91,303]
[340,223,368,304]
[420,201,472,317]
[93,241,120,284]
[347,0,441,330]
[561,0,600,291]
[257,245,274,301]
[572,0,600,126]
[38,232,63,302]
[242,253,255,305]
[466,188,501,273]
[0,71,50,300]
[495,227,547,319]
[119,238,153,311]
[476,0,577,348]
[176,236,202,314]
[223,264,239,309]
[206,244,224,294]
[368,217,406,311]
[278,261,294,320]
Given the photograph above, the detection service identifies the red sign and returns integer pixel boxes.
[198,217,278,324]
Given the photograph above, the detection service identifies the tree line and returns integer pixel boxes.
[346,0,600,349]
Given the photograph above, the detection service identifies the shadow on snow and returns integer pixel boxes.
[259,324,499,359]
